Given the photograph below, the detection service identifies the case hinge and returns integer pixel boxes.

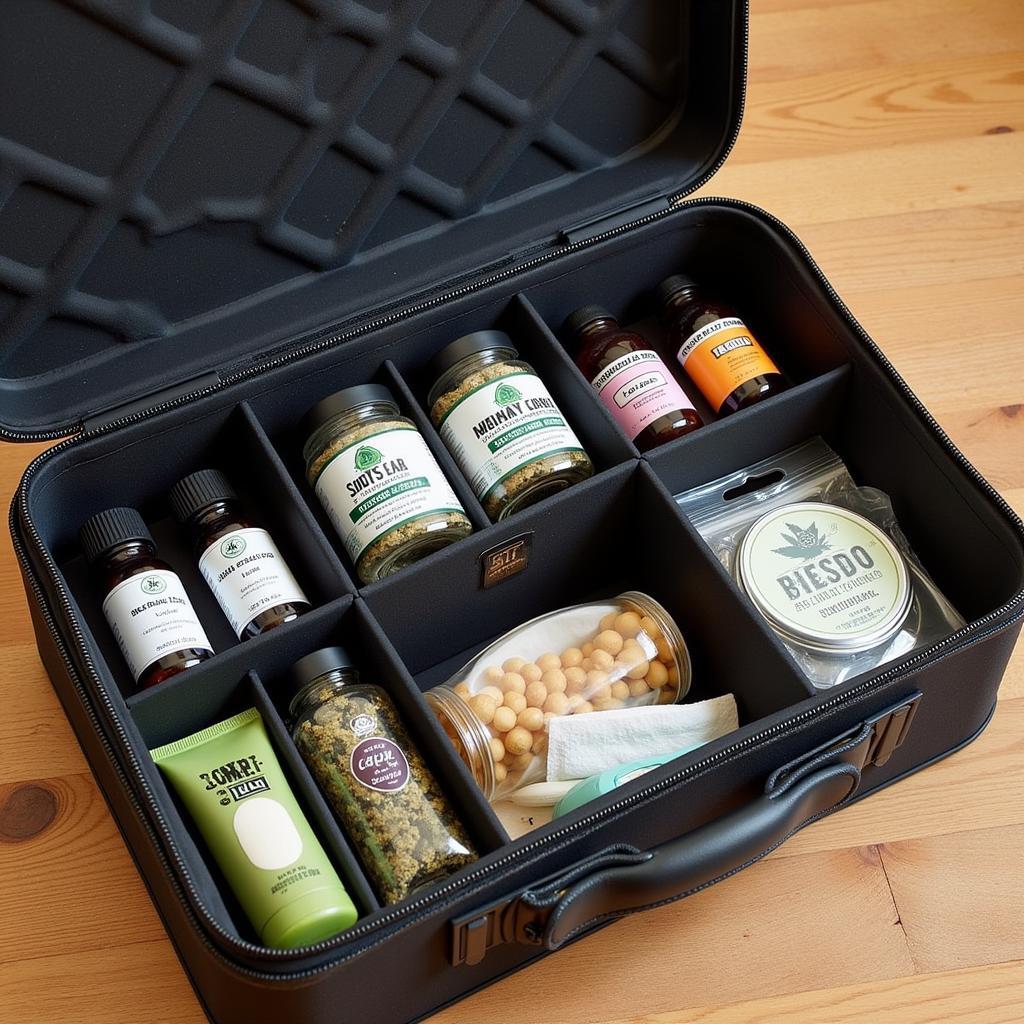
[559,194,674,246]
[82,371,222,434]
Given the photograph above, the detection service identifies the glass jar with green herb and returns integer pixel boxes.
[301,384,473,584]
[288,647,477,905]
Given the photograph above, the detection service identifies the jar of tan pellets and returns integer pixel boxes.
[301,384,473,584]
[427,331,594,521]
[425,592,691,801]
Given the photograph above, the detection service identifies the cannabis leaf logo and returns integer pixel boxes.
[354,445,382,471]
[772,521,833,560]
[494,382,522,406]
[220,535,246,559]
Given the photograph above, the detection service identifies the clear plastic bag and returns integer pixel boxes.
[676,438,964,688]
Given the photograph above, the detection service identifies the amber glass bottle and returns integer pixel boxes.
[657,275,787,415]
[566,305,702,451]
[170,469,310,640]
[80,507,214,689]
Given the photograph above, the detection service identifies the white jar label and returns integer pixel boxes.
[101,569,213,681]
[313,426,465,565]
[437,372,586,504]
[590,350,695,439]
[198,528,308,638]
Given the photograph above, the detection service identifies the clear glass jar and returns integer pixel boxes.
[426,591,691,802]
[288,647,477,906]
[426,331,594,521]
[301,384,472,584]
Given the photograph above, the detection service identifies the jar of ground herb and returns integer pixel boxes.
[288,647,477,906]
[301,384,473,584]
[427,331,594,521]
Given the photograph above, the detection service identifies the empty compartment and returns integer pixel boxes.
[129,666,379,945]
[37,402,352,698]
[363,461,816,768]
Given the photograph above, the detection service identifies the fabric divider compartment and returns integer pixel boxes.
[253,598,509,854]
[363,460,817,740]
[47,402,354,699]
[645,364,851,495]
[128,661,379,944]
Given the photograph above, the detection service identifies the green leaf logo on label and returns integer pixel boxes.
[772,521,834,560]
[140,575,167,595]
[355,445,383,470]
[220,535,246,559]
[494,382,522,406]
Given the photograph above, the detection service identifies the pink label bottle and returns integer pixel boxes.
[566,305,703,452]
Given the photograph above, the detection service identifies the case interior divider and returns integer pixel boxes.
[128,598,357,732]
[232,401,358,598]
[510,291,645,457]
[645,364,852,495]
[379,359,491,532]
[364,459,817,725]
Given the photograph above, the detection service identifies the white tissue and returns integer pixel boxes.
[545,695,739,782]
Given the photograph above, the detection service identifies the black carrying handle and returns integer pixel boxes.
[538,759,858,949]
[450,693,920,966]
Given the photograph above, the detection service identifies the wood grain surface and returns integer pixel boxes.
[1,1,1022,1022]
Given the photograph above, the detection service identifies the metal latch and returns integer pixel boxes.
[864,692,922,768]
[450,891,547,967]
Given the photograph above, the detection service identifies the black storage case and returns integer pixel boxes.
[5,3,1023,1022]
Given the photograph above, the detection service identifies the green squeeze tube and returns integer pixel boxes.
[151,708,358,948]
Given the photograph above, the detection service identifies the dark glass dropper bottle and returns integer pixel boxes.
[657,275,788,415]
[80,507,214,690]
[170,469,310,640]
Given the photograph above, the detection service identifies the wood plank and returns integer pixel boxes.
[736,53,1024,163]
[431,846,914,1024]
[0,941,198,1024]
[879,824,1024,973]
[0,773,167,964]
[696,133,1024,226]
[748,1,1024,82]
[600,960,1024,1024]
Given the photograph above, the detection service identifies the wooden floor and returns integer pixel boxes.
[1,1,1023,1021]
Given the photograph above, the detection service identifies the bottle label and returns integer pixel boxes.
[437,371,586,505]
[198,528,308,638]
[101,569,213,681]
[350,737,410,793]
[676,317,780,412]
[313,425,465,566]
[590,349,695,440]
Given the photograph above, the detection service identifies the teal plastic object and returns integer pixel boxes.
[553,742,703,818]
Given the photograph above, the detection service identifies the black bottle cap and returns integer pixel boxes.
[79,507,153,564]
[563,305,616,337]
[290,646,357,691]
[428,330,517,382]
[299,383,397,441]
[169,469,238,523]
[656,274,700,309]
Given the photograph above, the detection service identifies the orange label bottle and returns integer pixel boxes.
[657,275,787,415]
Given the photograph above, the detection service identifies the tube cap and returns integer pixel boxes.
[563,304,615,336]
[655,274,700,309]
[428,330,516,382]
[79,507,153,564]
[289,646,357,692]
[261,886,359,949]
[299,383,397,441]
[169,469,238,523]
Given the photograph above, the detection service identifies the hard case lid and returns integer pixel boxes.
[0,0,745,437]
